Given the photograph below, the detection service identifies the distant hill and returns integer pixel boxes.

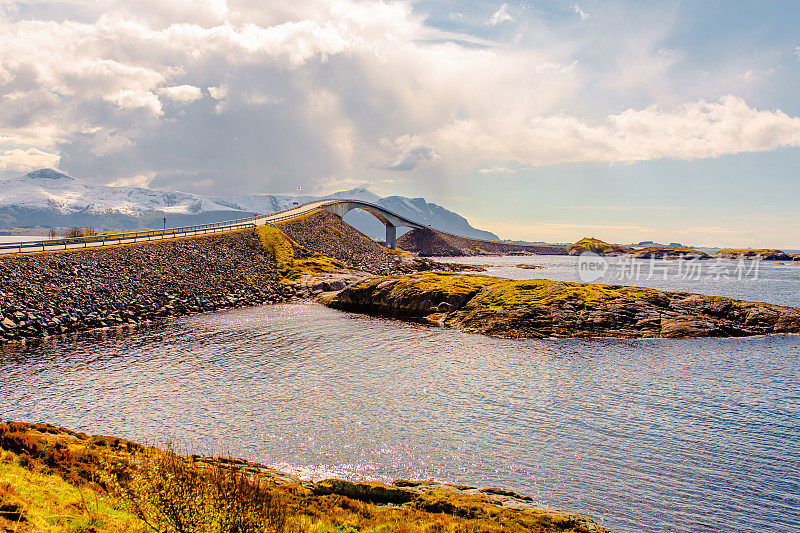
[398,227,566,256]
[0,169,498,241]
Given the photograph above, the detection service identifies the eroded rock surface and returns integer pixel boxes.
[329,272,800,338]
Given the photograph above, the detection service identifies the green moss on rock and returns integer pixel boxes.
[628,246,708,259]
[330,272,800,338]
[257,225,348,283]
[568,237,629,256]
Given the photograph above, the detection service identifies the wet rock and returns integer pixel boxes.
[312,479,414,505]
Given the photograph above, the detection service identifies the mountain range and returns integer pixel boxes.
[0,169,498,241]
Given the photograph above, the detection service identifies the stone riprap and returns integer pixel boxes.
[276,209,397,273]
[275,209,486,277]
[0,229,284,344]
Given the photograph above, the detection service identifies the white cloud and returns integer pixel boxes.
[478,166,516,174]
[107,173,154,187]
[207,86,226,99]
[0,0,797,193]
[0,148,60,172]
[243,92,282,106]
[488,3,514,26]
[159,85,203,103]
[108,90,163,115]
[574,5,590,21]
[739,70,756,81]
[424,95,800,166]
[89,130,134,157]
[373,136,440,171]
[449,12,463,21]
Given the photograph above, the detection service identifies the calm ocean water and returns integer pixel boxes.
[0,235,45,244]
[441,254,800,307]
[1,257,799,532]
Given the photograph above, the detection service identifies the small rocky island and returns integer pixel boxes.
[329,272,800,338]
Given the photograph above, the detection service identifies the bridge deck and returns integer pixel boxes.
[0,199,428,254]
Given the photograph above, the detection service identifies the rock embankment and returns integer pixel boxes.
[274,209,485,277]
[329,272,800,338]
[277,209,397,273]
[0,229,284,344]
[398,227,567,257]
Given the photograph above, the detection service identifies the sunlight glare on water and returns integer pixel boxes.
[2,300,799,533]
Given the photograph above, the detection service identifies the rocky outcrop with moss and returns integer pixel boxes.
[0,229,286,345]
[628,246,709,259]
[713,249,799,261]
[0,421,608,533]
[568,237,629,256]
[329,272,800,338]
[398,227,567,257]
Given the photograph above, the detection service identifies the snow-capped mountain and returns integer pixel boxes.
[0,169,498,240]
[1,168,237,216]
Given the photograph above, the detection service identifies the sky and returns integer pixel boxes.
[1,0,799,247]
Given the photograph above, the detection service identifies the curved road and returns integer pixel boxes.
[0,198,427,255]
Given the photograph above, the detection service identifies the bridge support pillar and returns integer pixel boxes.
[385,224,397,250]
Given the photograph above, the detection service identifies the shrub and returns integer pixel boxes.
[64,227,84,238]
[84,228,98,236]
[107,449,288,533]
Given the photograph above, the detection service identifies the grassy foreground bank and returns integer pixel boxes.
[0,421,607,533]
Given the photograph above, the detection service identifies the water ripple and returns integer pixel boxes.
[1,303,799,532]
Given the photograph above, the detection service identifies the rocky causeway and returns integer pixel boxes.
[0,230,286,344]
[4,213,800,345]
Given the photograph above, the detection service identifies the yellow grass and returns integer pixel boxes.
[256,225,348,282]
[0,450,141,533]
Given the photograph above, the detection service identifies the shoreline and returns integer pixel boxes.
[4,221,800,345]
[0,420,609,532]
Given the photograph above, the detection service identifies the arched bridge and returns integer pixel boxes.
[0,198,428,255]
[255,199,426,249]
